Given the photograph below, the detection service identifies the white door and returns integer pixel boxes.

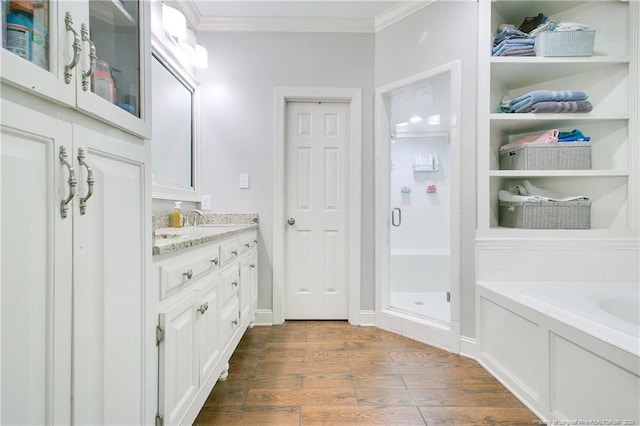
[1,102,72,425]
[285,101,349,319]
[72,124,147,425]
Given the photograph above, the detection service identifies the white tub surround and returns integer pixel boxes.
[477,281,640,423]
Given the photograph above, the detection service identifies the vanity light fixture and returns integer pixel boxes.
[162,3,186,39]
[192,44,208,69]
[163,4,209,70]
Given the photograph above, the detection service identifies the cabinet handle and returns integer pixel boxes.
[59,146,77,219]
[80,23,97,91]
[232,281,238,287]
[253,240,257,245]
[231,250,238,256]
[211,257,219,266]
[244,243,250,248]
[232,319,238,326]
[183,269,193,279]
[64,12,81,84]
[197,302,209,314]
[250,263,256,268]
[77,148,94,215]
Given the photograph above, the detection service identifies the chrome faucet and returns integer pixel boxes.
[185,209,204,227]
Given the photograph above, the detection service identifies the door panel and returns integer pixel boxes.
[72,124,146,425]
[0,103,72,425]
[285,102,349,319]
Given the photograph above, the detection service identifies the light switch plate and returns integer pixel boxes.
[200,195,211,210]
[239,173,250,189]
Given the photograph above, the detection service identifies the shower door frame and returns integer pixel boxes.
[374,61,462,352]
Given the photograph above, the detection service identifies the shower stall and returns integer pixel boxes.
[375,62,461,335]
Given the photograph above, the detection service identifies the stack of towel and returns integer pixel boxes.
[502,90,593,113]
[492,27,535,57]
[499,128,591,150]
[492,12,591,56]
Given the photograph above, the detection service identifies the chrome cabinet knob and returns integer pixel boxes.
[183,269,193,279]
[287,217,295,225]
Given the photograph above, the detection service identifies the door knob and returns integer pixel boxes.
[287,217,296,225]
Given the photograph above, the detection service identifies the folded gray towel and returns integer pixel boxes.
[521,100,593,113]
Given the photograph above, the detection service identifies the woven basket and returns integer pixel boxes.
[499,143,591,170]
[499,199,591,229]
[534,30,595,57]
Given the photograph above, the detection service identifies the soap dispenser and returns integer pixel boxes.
[171,201,183,228]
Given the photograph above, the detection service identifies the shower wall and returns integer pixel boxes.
[390,135,451,254]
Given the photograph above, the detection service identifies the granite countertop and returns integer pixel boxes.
[152,213,258,256]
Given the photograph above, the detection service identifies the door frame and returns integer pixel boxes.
[273,87,362,325]
[374,61,462,351]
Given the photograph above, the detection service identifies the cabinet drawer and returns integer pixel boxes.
[220,239,241,267]
[160,246,220,299]
[220,263,240,308]
[220,297,240,345]
[238,232,258,257]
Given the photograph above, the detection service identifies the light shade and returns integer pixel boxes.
[192,44,208,69]
[179,28,197,54]
[162,4,186,39]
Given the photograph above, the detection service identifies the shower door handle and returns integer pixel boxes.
[391,208,401,227]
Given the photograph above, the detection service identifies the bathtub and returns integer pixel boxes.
[477,281,639,423]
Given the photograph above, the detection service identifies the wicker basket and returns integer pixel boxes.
[534,30,595,57]
[499,143,591,170]
[499,199,591,229]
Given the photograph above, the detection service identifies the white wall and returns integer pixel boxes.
[196,31,376,312]
[375,1,479,337]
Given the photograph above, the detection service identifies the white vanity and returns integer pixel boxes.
[152,215,258,426]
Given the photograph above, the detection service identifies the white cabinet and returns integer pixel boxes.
[1,99,149,425]
[155,229,258,426]
[1,0,151,138]
[158,273,220,426]
[477,0,639,236]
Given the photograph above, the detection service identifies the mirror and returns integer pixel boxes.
[151,41,200,201]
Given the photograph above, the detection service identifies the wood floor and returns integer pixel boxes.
[194,321,540,425]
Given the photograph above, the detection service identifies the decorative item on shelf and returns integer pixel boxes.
[413,152,439,172]
[427,184,437,193]
[401,186,411,193]
[161,2,208,69]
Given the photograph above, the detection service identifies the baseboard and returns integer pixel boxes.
[253,309,273,326]
[358,310,376,326]
[459,335,479,359]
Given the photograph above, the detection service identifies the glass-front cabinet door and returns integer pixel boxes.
[1,0,150,138]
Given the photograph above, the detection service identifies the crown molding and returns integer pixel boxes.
[177,0,201,30]
[197,16,374,33]
[375,1,435,32]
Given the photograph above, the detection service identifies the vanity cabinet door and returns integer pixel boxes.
[1,100,72,426]
[198,275,221,386]
[240,251,258,324]
[158,294,199,426]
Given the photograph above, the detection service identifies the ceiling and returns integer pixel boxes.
[179,0,431,32]
[191,1,404,19]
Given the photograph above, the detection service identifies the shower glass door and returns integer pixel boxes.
[387,73,451,323]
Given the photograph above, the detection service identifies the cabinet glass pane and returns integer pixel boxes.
[89,0,140,117]
[2,0,50,71]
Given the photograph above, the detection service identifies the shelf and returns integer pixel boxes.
[488,114,628,132]
[489,170,629,177]
[91,0,136,27]
[491,57,629,89]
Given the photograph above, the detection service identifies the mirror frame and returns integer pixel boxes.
[150,36,201,202]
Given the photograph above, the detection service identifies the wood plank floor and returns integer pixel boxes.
[194,321,540,425]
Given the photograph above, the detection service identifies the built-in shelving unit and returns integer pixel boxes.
[477,0,638,237]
